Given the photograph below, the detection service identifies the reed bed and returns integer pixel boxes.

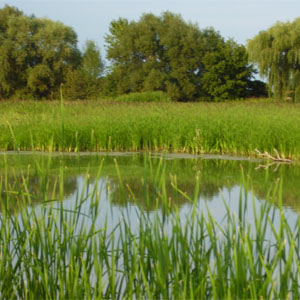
[1,99,300,159]
[0,154,300,299]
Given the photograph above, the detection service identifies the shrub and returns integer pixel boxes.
[114,91,171,102]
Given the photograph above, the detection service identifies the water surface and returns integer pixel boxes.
[1,152,300,230]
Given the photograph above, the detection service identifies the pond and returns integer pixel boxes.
[1,151,300,298]
[1,151,299,229]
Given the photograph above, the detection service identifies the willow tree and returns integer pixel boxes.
[248,18,300,101]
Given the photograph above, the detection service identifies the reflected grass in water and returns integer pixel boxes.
[0,154,300,298]
[2,152,300,213]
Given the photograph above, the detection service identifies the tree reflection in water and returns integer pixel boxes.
[1,153,300,213]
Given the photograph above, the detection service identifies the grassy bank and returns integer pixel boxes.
[1,99,300,159]
[1,155,300,298]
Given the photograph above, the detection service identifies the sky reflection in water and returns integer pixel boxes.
[1,152,300,232]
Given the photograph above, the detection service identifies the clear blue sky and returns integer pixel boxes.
[2,0,300,55]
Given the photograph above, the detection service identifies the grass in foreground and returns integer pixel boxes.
[0,155,300,299]
[1,99,300,159]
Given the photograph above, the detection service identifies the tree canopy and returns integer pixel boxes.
[0,6,262,101]
[0,5,104,99]
[64,40,104,99]
[105,12,253,101]
[247,18,300,101]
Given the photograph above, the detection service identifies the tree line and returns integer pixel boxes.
[6,4,299,101]
[104,12,261,101]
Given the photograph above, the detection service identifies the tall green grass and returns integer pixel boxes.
[114,91,171,102]
[1,99,300,158]
[0,154,300,298]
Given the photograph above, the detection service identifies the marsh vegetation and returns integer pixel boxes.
[1,152,300,298]
[1,99,300,160]
[2,4,300,299]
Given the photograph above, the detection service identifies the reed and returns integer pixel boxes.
[0,154,300,298]
[1,99,300,159]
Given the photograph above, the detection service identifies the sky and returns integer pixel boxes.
[2,0,300,56]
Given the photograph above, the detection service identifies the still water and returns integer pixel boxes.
[1,152,300,230]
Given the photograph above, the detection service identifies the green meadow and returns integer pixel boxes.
[1,99,300,159]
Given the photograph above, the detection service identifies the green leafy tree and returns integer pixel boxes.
[64,40,104,99]
[0,8,36,97]
[63,69,89,100]
[105,13,205,100]
[247,18,300,101]
[158,13,205,101]
[33,19,81,91]
[105,12,252,101]
[202,39,252,101]
[81,40,104,97]
[27,65,55,98]
[0,5,80,99]
[82,40,104,80]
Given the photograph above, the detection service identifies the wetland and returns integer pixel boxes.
[1,151,300,298]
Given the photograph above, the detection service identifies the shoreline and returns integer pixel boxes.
[0,150,268,163]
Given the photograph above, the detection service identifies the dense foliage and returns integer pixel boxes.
[64,40,104,99]
[0,5,104,99]
[0,6,269,101]
[248,18,300,101]
[105,12,254,101]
